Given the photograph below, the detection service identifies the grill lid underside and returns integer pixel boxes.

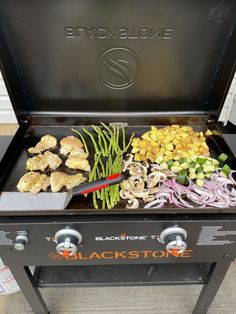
[0,0,235,122]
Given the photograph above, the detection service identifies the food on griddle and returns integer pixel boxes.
[60,136,83,155]
[120,155,167,209]
[144,172,236,209]
[65,146,90,171]
[17,172,50,194]
[26,151,62,171]
[65,156,91,171]
[28,135,57,154]
[121,153,236,209]
[26,154,48,172]
[50,172,86,192]
[72,123,134,209]
[44,151,62,170]
[69,148,88,158]
[131,125,210,163]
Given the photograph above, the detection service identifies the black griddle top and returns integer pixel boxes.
[1,120,236,216]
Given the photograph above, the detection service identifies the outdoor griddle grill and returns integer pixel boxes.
[0,1,236,313]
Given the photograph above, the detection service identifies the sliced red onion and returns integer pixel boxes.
[144,199,166,209]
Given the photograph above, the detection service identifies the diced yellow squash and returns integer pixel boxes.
[205,129,212,136]
[155,155,164,164]
[146,152,156,162]
[134,153,141,161]
[139,141,147,148]
[131,147,140,153]
[165,143,174,151]
[139,148,147,155]
[140,154,147,161]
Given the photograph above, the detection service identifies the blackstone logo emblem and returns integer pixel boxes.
[97,47,140,89]
[95,233,148,241]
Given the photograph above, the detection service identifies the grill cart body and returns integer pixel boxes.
[0,1,236,313]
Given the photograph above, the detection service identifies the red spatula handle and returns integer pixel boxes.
[73,173,123,196]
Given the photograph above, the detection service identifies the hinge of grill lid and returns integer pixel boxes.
[109,122,128,128]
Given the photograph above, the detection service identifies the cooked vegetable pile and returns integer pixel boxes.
[131,125,211,163]
[121,154,236,209]
[72,123,133,209]
[16,123,235,211]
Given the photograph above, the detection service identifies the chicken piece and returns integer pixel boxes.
[60,136,83,156]
[17,172,50,194]
[69,148,88,159]
[28,135,57,154]
[26,154,48,172]
[50,172,86,192]
[26,151,62,171]
[43,151,62,170]
[65,157,91,172]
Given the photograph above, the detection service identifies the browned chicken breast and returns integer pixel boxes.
[17,172,50,194]
[50,172,86,192]
[69,148,88,159]
[65,157,91,172]
[60,136,83,155]
[26,151,62,171]
[44,151,62,170]
[28,135,57,154]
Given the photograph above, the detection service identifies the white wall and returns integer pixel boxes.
[0,70,235,125]
[0,72,17,123]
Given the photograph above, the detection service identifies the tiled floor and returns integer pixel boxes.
[0,262,235,314]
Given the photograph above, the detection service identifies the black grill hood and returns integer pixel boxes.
[0,0,235,123]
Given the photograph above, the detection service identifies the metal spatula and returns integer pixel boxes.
[0,173,123,210]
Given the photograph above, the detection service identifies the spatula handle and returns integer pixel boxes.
[73,173,123,196]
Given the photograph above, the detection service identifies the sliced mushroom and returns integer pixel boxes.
[149,187,160,195]
[147,172,167,188]
[128,163,148,176]
[143,195,156,203]
[151,164,164,171]
[120,190,134,200]
[122,154,133,172]
[129,176,145,193]
[143,161,149,169]
[126,198,139,209]
[131,189,149,199]
[120,180,131,191]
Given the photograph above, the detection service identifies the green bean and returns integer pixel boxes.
[99,159,106,176]
[92,125,108,157]
[124,132,135,152]
[102,130,111,142]
[111,126,117,154]
[102,189,106,209]
[71,128,89,156]
[98,133,105,156]
[82,128,99,154]
[93,191,98,209]
[116,127,121,152]
[105,188,111,209]
[100,122,113,136]
[122,127,126,151]
[89,153,101,181]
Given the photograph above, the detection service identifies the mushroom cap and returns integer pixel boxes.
[126,198,139,209]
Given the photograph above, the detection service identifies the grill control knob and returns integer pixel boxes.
[54,228,82,257]
[159,227,187,254]
[14,234,28,251]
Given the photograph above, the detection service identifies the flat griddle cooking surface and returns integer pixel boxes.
[1,122,236,215]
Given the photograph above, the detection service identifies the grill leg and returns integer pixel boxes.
[192,260,231,314]
[7,265,49,314]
